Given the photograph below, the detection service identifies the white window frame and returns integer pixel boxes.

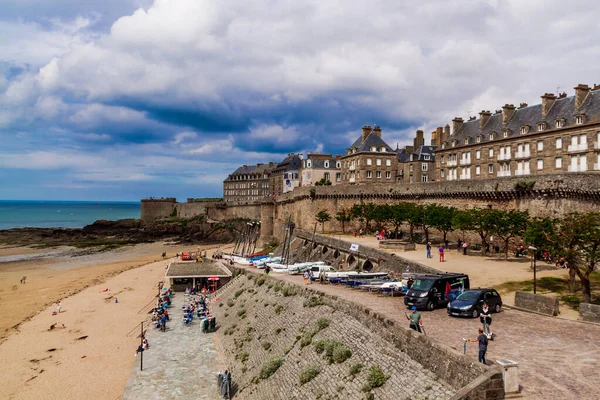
[489,148,494,157]
[367,171,372,178]
[556,137,562,149]
[537,140,543,151]
[476,136,481,143]
[576,115,583,125]
[376,171,381,178]
[537,122,545,132]
[376,159,382,166]
[324,161,329,168]
[476,150,481,159]
[503,131,509,138]
[555,157,562,169]
[385,159,391,166]
[464,138,469,144]
[475,165,481,175]
[488,164,494,174]
[537,159,543,170]
[520,126,528,134]
[385,171,391,179]
[366,158,372,166]
[489,133,495,140]
[422,163,428,171]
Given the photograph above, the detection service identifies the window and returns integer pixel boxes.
[576,115,583,125]
[555,119,565,128]
[385,159,391,166]
[335,173,341,181]
[520,126,528,134]
[421,175,428,183]
[489,133,495,140]
[476,136,481,143]
[503,131,509,138]
[376,171,381,178]
[537,122,546,131]
[366,158,372,166]
[376,159,382,166]
[476,150,481,159]
[370,146,377,152]
[475,166,481,175]
[489,148,494,157]
[442,143,446,149]
[367,171,372,178]
[336,161,341,168]
[556,137,562,149]
[385,171,391,179]
[441,169,445,178]
[555,157,562,169]
[537,159,543,170]
[380,147,386,152]
[464,138,469,144]
[488,164,494,174]
[324,172,330,181]
[452,140,457,147]
[324,161,329,168]
[422,163,428,171]
[537,140,543,151]
[409,176,413,183]
[409,164,413,172]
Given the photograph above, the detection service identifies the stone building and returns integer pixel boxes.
[397,130,438,183]
[299,153,342,186]
[269,153,303,196]
[223,162,275,203]
[340,125,397,184]
[434,84,600,181]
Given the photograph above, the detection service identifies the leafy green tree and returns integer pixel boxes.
[491,210,530,259]
[334,208,352,234]
[453,208,500,255]
[350,203,378,233]
[372,204,392,231]
[574,212,600,303]
[315,210,332,233]
[388,203,407,238]
[423,204,456,244]
[315,178,332,186]
[404,203,424,242]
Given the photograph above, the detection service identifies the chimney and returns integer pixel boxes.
[574,84,591,109]
[361,125,372,142]
[414,130,424,148]
[372,125,382,138]
[452,118,463,135]
[431,127,442,146]
[541,93,557,116]
[479,110,492,129]
[501,104,516,124]
[444,124,450,141]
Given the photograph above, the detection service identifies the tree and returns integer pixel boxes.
[491,210,530,259]
[404,203,425,242]
[350,203,378,233]
[315,210,332,233]
[453,208,500,256]
[575,212,600,303]
[334,208,352,234]
[315,178,332,186]
[372,204,392,232]
[388,204,407,238]
[423,204,456,244]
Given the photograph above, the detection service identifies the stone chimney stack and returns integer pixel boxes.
[431,126,443,146]
[361,125,372,142]
[479,110,492,129]
[372,125,382,138]
[574,84,591,110]
[443,124,450,141]
[452,118,463,135]
[541,93,557,116]
[413,130,424,148]
[501,104,516,125]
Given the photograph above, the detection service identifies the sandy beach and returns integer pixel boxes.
[0,242,231,400]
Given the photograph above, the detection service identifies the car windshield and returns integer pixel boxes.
[456,291,481,302]
[410,279,434,291]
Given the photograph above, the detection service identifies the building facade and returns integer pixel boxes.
[299,153,342,186]
[269,153,303,196]
[340,125,397,185]
[223,162,275,203]
[434,84,600,181]
[397,130,437,183]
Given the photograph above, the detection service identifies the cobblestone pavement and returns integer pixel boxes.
[247,266,600,400]
[122,293,222,400]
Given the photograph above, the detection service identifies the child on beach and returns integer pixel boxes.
[57,301,62,314]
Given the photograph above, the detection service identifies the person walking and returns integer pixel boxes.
[57,301,62,314]
[265,265,271,276]
[480,303,492,337]
[438,245,445,262]
[405,306,423,333]
[457,239,463,253]
[303,270,310,285]
[426,242,432,258]
[466,328,488,364]
[462,241,468,255]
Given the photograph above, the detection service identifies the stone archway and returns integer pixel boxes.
[322,246,328,254]
[333,249,340,259]
[362,260,374,272]
[346,255,356,266]
[313,242,319,249]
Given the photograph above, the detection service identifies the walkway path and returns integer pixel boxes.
[240,264,600,400]
[122,291,223,399]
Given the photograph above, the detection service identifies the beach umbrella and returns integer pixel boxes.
[208,276,220,281]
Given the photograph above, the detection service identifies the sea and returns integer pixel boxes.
[0,200,141,230]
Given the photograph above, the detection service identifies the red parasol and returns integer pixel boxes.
[207,276,220,281]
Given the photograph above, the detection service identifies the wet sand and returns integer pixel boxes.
[0,242,232,400]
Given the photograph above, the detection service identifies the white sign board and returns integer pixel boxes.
[349,243,360,252]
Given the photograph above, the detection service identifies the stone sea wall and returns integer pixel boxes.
[210,269,504,400]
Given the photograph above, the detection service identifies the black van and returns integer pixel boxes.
[404,273,470,311]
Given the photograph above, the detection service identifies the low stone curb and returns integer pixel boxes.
[503,304,600,327]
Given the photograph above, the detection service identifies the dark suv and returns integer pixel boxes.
[447,289,502,318]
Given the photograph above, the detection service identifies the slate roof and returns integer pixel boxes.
[224,162,274,181]
[397,145,438,163]
[166,261,232,277]
[272,153,302,173]
[348,132,394,153]
[304,155,339,169]
[447,90,600,147]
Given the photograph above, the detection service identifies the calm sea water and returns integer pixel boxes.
[0,200,141,230]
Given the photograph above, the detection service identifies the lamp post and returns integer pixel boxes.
[528,246,537,294]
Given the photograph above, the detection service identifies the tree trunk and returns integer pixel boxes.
[409,225,414,242]
[581,276,592,304]
[568,266,576,293]
[479,234,487,256]
[424,227,430,243]
[341,221,345,234]
[322,223,325,234]
[504,238,510,260]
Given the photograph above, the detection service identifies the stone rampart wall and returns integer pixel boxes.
[578,303,600,323]
[211,267,504,399]
[514,291,559,316]
[140,199,176,220]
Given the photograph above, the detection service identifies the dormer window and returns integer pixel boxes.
[520,126,529,135]
[424,155,431,161]
[442,143,446,149]
[476,135,482,143]
[489,133,495,140]
[306,160,312,168]
[336,161,341,168]
[555,119,565,128]
[537,122,546,132]
[324,161,329,168]
[464,137,470,145]
[576,115,584,125]
[380,147,386,152]
[503,131,509,138]
[452,140,457,147]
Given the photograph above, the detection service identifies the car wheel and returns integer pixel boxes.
[495,304,502,313]
[472,309,480,318]
[426,301,436,311]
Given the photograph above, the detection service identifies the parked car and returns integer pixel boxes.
[446,288,503,318]
[404,273,470,311]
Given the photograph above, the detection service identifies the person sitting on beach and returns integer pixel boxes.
[142,338,149,350]
[49,323,57,331]
[135,344,144,356]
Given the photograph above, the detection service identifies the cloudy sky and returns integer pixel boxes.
[1,0,599,201]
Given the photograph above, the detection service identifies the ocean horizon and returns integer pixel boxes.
[0,200,141,230]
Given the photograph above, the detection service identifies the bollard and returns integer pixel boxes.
[463,338,467,354]
[115,298,118,303]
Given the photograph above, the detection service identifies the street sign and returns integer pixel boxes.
[349,243,359,252]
